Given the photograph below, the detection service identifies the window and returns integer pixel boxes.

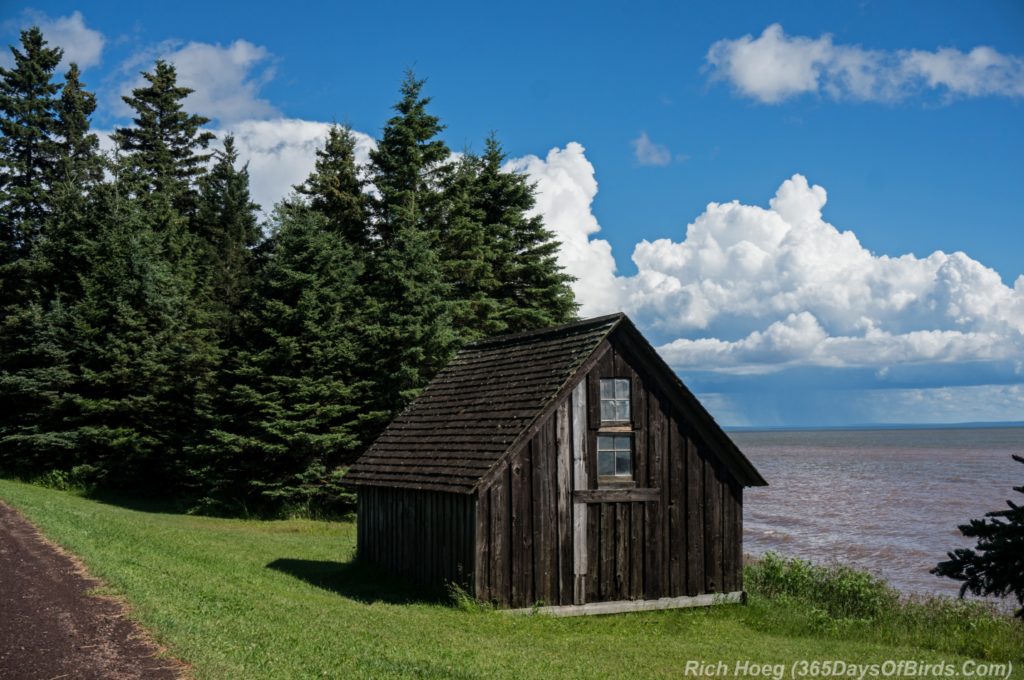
[597,434,633,478]
[600,378,631,422]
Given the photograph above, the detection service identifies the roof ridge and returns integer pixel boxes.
[466,313,624,349]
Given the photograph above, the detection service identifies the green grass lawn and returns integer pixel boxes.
[1,479,1020,679]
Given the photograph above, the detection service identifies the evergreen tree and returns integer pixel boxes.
[0,27,62,263]
[39,62,104,303]
[63,172,219,489]
[0,28,67,476]
[364,73,454,422]
[196,135,261,340]
[364,224,454,418]
[434,134,576,343]
[205,203,367,513]
[438,151,503,341]
[54,63,103,191]
[476,134,576,330]
[0,299,76,475]
[296,124,370,248]
[203,128,371,512]
[112,60,214,218]
[933,454,1024,618]
[368,71,449,246]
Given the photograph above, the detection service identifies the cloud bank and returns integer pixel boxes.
[512,149,1024,381]
[706,23,1024,103]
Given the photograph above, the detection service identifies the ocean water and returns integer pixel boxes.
[730,427,1024,601]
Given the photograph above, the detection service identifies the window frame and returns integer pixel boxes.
[599,377,632,425]
[596,432,636,487]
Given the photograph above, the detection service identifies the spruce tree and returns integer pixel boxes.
[204,128,371,513]
[369,71,450,246]
[39,62,104,303]
[0,299,76,475]
[934,454,1024,618]
[61,61,223,491]
[0,27,62,263]
[205,204,367,513]
[196,135,261,340]
[296,124,370,248]
[476,134,576,330]
[0,28,67,476]
[438,151,503,342]
[112,60,214,218]
[364,73,454,422]
[64,170,219,489]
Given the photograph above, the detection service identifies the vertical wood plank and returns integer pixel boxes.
[721,480,734,593]
[645,392,666,599]
[600,503,615,600]
[630,501,644,600]
[669,414,686,596]
[511,447,533,607]
[475,491,490,599]
[586,348,609,429]
[705,457,724,593]
[587,498,600,602]
[532,421,557,604]
[571,380,589,604]
[556,400,573,605]
[735,486,744,592]
[615,502,629,600]
[491,464,510,607]
[686,436,705,595]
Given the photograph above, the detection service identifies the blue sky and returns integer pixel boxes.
[4,1,1023,427]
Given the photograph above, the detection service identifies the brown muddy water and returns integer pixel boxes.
[731,427,1023,602]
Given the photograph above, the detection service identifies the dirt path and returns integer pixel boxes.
[0,502,185,679]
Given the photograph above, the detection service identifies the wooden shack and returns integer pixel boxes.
[345,313,767,613]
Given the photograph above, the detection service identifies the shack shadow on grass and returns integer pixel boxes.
[266,558,448,606]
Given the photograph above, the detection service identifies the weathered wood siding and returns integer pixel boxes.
[357,486,475,592]
[474,330,744,607]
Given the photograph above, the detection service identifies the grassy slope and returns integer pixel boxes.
[0,479,1019,680]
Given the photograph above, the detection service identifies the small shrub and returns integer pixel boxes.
[746,552,897,619]
[29,464,99,492]
[446,582,490,613]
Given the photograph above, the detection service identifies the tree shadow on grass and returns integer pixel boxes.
[266,557,448,606]
[83,489,194,515]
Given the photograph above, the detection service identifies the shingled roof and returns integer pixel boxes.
[345,314,620,493]
[345,313,766,493]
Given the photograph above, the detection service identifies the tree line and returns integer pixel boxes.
[0,28,577,514]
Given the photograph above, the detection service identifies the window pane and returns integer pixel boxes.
[597,450,615,476]
[615,379,631,399]
[600,379,614,399]
[616,449,632,476]
[615,399,630,421]
[597,435,614,451]
[600,400,615,421]
[615,434,632,451]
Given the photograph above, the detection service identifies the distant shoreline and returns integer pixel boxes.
[725,421,1024,433]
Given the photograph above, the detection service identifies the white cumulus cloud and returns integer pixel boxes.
[504,143,621,313]
[119,39,278,123]
[5,10,105,70]
[706,23,1024,103]
[510,149,1024,377]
